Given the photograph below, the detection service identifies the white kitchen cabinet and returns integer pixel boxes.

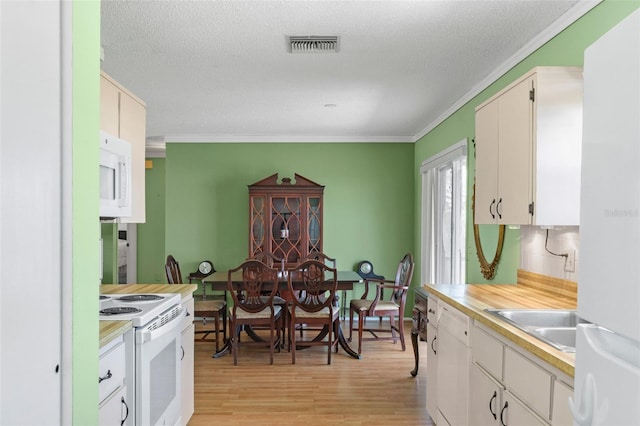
[470,322,575,426]
[99,333,132,426]
[425,296,439,421]
[470,363,504,426]
[474,66,583,226]
[181,296,195,425]
[436,302,471,426]
[551,380,573,426]
[100,71,146,224]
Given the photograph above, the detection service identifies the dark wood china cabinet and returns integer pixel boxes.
[248,173,324,266]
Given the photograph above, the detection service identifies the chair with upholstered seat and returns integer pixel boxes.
[247,252,287,343]
[348,253,414,355]
[165,255,227,351]
[288,259,339,364]
[227,259,283,365]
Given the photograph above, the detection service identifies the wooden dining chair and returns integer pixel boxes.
[165,255,227,351]
[297,253,337,336]
[349,253,414,355]
[287,259,339,364]
[247,252,287,344]
[227,259,283,365]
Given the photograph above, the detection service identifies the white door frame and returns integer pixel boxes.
[420,139,467,285]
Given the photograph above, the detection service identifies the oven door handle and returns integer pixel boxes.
[138,307,186,343]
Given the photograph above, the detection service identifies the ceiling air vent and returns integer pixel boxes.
[287,36,340,53]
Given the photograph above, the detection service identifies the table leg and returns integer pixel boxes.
[334,320,361,359]
[410,328,419,377]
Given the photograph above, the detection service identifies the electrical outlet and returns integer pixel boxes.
[564,249,576,272]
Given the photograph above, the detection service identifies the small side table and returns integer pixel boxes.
[410,287,429,377]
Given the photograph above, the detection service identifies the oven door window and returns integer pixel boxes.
[136,315,182,426]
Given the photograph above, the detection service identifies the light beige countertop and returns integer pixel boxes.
[421,270,577,377]
[99,284,197,348]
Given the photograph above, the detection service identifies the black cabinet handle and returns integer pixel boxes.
[497,198,503,220]
[181,345,185,361]
[120,397,129,426]
[490,199,496,219]
[428,308,436,314]
[500,401,508,426]
[98,370,112,383]
[489,391,497,420]
[431,336,437,355]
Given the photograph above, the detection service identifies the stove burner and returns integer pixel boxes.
[100,306,143,315]
[99,295,110,301]
[117,294,164,302]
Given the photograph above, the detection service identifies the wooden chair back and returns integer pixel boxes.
[165,255,183,284]
[249,252,285,272]
[302,252,336,269]
[228,260,280,314]
[288,260,338,313]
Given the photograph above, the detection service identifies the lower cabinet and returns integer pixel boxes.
[425,295,439,421]
[99,387,129,426]
[471,322,573,426]
[99,331,132,426]
[424,291,575,426]
[181,296,196,425]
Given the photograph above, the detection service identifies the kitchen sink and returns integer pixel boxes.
[532,327,577,352]
[484,309,588,353]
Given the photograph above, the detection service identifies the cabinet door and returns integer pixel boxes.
[119,91,147,224]
[99,386,129,426]
[181,323,195,425]
[470,364,502,426]
[271,195,302,263]
[100,76,120,136]
[552,381,573,426]
[425,322,438,421]
[502,391,547,426]
[307,196,322,254]
[475,100,500,224]
[496,76,533,224]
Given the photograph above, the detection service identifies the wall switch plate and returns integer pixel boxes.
[564,249,576,272]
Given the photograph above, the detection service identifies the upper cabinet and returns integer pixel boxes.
[248,173,324,266]
[474,67,583,226]
[100,71,147,223]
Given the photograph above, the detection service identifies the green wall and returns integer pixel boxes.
[138,143,415,300]
[138,158,167,283]
[413,0,640,286]
[72,0,100,424]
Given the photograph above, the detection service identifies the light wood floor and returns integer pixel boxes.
[188,319,434,425]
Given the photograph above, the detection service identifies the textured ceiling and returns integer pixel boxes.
[100,0,596,143]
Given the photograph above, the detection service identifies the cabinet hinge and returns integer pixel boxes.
[529,88,535,102]
[529,202,535,215]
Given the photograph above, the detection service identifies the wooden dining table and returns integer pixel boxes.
[204,269,363,359]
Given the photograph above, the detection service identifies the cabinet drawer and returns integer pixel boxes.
[472,324,504,381]
[414,292,427,313]
[182,297,195,331]
[426,295,439,325]
[504,347,552,420]
[99,338,126,404]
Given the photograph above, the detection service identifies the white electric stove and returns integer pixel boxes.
[99,293,184,426]
[99,293,181,326]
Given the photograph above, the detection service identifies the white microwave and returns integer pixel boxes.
[99,131,131,218]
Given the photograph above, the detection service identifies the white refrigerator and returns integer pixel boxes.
[572,8,640,425]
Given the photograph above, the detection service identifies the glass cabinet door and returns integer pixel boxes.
[271,196,301,263]
[308,196,322,254]
[250,195,265,255]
